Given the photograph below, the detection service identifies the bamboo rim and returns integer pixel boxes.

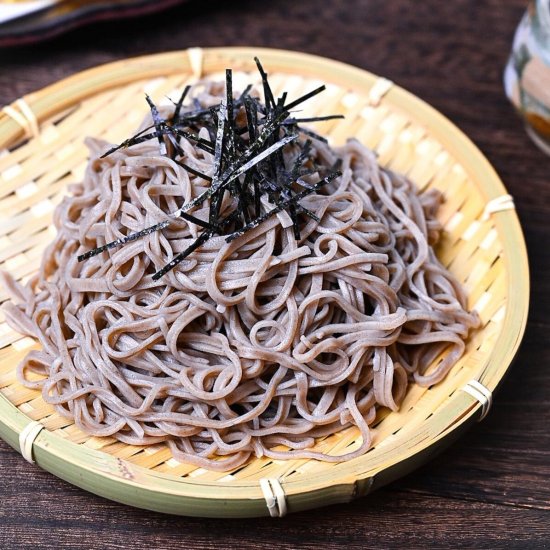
[0,48,529,517]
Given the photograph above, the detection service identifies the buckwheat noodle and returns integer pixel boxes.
[1,86,479,471]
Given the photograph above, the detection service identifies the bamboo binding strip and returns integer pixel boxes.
[2,98,40,140]
[483,194,515,220]
[18,421,44,464]
[462,380,493,421]
[260,478,288,518]
[368,77,394,106]
[0,48,529,517]
[187,47,204,80]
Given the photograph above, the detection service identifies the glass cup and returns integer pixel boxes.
[505,0,550,154]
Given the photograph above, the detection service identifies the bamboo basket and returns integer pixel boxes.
[0,48,529,518]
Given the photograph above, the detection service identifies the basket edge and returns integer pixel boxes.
[0,47,530,517]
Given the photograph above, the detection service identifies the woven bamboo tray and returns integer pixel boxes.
[0,47,529,518]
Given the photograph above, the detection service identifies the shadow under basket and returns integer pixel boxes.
[0,48,529,518]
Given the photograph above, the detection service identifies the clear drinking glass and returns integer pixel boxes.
[504,0,550,154]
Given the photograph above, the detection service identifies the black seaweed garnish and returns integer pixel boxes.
[174,160,212,183]
[145,94,168,156]
[152,230,212,281]
[225,171,341,243]
[254,57,275,110]
[79,58,344,279]
[284,85,326,111]
[77,220,170,262]
[172,84,191,123]
[282,115,344,124]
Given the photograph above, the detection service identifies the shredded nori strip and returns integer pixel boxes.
[254,57,275,109]
[213,98,227,178]
[152,230,211,281]
[174,159,212,182]
[282,115,345,124]
[291,139,313,179]
[239,83,253,100]
[225,171,341,243]
[296,205,320,223]
[244,96,258,141]
[152,209,241,281]
[145,94,168,156]
[100,130,165,158]
[284,85,326,111]
[172,84,191,123]
[179,211,217,231]
[82,57,345,278]
[77,220,170,262]
[293,125,328,143]
[173,129,215,154]
[225,69,235,159]
[178,118,295,213]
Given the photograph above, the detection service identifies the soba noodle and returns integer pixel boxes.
[1,83,479,471]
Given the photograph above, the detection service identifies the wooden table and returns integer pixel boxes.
[1,0,548,547]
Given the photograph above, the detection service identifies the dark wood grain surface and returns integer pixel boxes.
[1,1,549,548]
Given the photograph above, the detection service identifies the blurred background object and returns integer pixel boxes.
[0,1,55,26]
[0,0,188,46]
[505,0,550,154]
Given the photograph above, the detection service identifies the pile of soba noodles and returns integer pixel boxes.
[1,79,479,471]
